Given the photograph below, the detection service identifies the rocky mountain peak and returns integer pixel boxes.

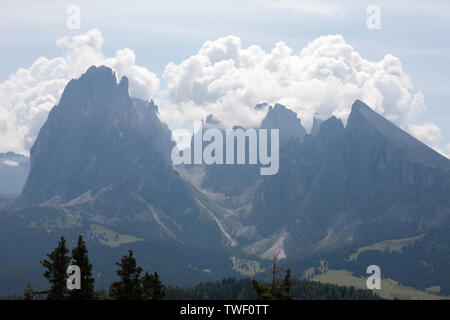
[318,115,344,137]
[18,66,171,206]
[347,99,450,170]
[260,103,306,144]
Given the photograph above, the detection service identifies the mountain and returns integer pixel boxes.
[0,65,247,294]
[206,99,450,296]
[189,103,306,195]
[180,100,450,263]
[1,66,449,297]
[249,100,450,253]
[19,66,174,206]
[178,103,307,231]
[0,152,29,196]
[179,99,450,295]
[260,103,306,144]
[6,65,245,248]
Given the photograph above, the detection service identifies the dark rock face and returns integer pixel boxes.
[260,103,306,144]
[0,152,29,195]
[16,66,224,247]
[250,100,450,255]
[20,66,173,205]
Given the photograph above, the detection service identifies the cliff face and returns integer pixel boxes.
[20,66,170,205]
[16,66,227,247]
[249,100,450,255]
[260,103,306,144]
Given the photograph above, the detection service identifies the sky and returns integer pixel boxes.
[0,0,449,157]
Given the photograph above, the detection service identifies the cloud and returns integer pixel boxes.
[1,160,19,167]
[404,123,442,150]
[0,29,159,155]
[1,30,445,156]
[444,144,450,159]
[161,34,434,143]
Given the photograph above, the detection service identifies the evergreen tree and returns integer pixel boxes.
[142,271,165,300]
[109,250,143,300]
[251,279,274,300]
[252,257,294,300]
[274,269,294,300]
[41,236,71,300]
[237,287,249,300]
[23,282,36,300]
[165,277,382,300]
[69,235,97,300]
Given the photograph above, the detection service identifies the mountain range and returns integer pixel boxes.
[0,65,449,298]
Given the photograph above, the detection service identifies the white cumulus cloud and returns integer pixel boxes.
[161,34,441,151]
[0,29,159,155]
[444,144,450,159]
[1,31,446,156]
[404,123,442,150]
